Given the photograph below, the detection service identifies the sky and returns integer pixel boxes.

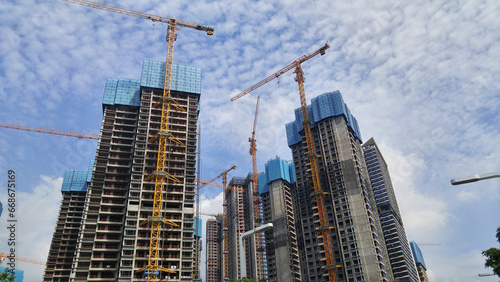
[0,0,499,281]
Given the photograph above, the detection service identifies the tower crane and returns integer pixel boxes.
[199,212,220,217]
[193,165,237,280]
[231,43,339,281]
[220,166,238,280]
[248,96,266,280]
[0,123,99,140]
[196,178,244,193]
[195,124,202,281]
[59,1,214,280]
[194,165,236,280]
[0,252,45,266]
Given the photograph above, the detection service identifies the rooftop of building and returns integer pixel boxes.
[103,60,202,107]
[410,241,427,270]
[259,157,295,194]
[61,161,93,193]
[285,90,362,146]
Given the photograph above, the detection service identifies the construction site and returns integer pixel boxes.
[6,0,495,281]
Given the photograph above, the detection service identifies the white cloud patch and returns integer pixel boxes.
[0,175,62,281]
[198,192,223,281]
[456,190,479,202]
[377,142,452,242]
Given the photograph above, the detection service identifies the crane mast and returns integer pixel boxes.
[60,1,214,280]
[220,166,237,280]
[249,96,265,280]
[194,124,202,281]
[194,165,238,281]
[194,164,237,280]
[231,43,338,281]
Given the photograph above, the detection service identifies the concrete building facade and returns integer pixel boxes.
[193,216,202,281]
[205,215,222,282]
[225,176,247,280]
[43,60,202,281]
[286,91,392,282]
[362,138,419,281]
[43,167,92,281]
[259,158,301,282]
[224,174,268,281]
[410,242,429,282]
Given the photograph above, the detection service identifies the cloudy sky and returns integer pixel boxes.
[0,0,499,281]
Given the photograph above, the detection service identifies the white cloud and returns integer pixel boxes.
[0,175,62,281]
[198,192,223,281]
[377,142,452,242]
[199,192,224,215]
[456,190,479,202]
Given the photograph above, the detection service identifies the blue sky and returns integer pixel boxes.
[1,0,499,281]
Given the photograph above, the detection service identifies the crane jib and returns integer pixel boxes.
[230,42,330,101]
[60,0,214,35]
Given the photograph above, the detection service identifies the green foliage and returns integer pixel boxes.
[482,227,500,277]
[0,267,15,282]
[228,278,258,282]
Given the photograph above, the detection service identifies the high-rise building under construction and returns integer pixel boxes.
[362,138,419,281]
[259,157,302,281]
[410,241,429,282]
[223,174,268,281]
[43,60,202,281]
[205,214,223,282]
[286,90,393,281]
[44,166,92,281]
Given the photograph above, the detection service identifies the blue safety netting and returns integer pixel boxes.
[61,169,89,193]
[102,78,141,107]
[140,60,201,94]
[102,60,202,108]
[410,241,427,270]
[285,90,362,146]
[194,217,203,238]
[259,158,295,195]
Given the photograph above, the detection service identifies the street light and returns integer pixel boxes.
[450,171,500,185]
[239,222,273,279]
[478,273,495,277]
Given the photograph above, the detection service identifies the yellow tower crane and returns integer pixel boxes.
[199,212,220,217]
[0,252,46,266]
[194,165,237,279]
[231,43,339,281]
[219,166,238,280]
[196,178,244,193]
[59,1,214,280]
[0,123,99,140]
[190,165,238,280]
[248,96,266,280]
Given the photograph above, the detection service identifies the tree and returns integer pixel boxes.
[482,227,500,277]
[0,267,15,282]
[228,278,258,282]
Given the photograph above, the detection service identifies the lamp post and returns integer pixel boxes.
[450,171,500,185]
[478,273,495,277]
[239,223,273,279]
